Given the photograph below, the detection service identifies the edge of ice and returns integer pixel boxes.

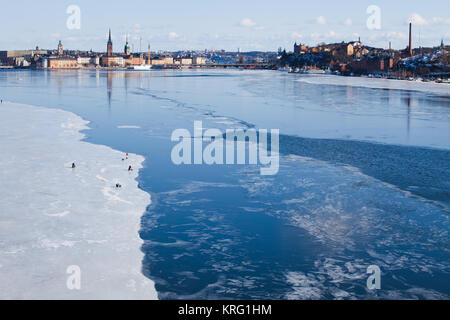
[0,101,158,300]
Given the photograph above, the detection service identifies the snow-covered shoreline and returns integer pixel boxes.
[0,102,157,300]
[295,74,450,95]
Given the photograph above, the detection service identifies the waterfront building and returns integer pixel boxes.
[176,58,192,65]
[11,57,31,67]
[294,43,308,55]
[151,58,165,66]
[77,56,100,66]
[48,57,78,69]
[163,57,174,65]
[101,29,125,67]
[0,50,48,65]
[347,44,354,56]
[101,56,124,67]
[193,57,206,65]
[124,55,144,66]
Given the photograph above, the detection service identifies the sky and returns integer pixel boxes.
[0,0,449,52]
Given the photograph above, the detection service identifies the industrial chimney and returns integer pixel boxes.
[409,23,413,57]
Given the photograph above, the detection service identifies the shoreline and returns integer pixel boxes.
[293,73,450,95]
[0,102,157,300]
[2,67,449,84]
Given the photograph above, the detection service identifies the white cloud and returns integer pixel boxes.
[291,32,303,39]
[134,24,143,34]
[326,30,337,38]
[310,32,320,40]
[344,18,352,26]
[168,32,180,39]
[240,18,257,27]
[384,32,407,39]
[431,17,450,25]
[308,31,339,42]
[408,13,428,26]
[316,16,327,25]
[368,31,407,43]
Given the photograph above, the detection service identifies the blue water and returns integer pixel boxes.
[0,69,449,299]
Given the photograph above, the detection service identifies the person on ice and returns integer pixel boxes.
[72,163,76,169]
[128,166,133,172]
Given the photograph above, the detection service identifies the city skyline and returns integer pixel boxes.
[0,0,449,52]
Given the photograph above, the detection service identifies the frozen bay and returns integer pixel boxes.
[0,70,449,299]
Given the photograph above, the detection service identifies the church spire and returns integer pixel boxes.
[107,29,113,57]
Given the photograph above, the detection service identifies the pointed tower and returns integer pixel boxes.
[147,43,151,64]
[107,29,113,57]
[58,40,63,56]
[124,34,131,56]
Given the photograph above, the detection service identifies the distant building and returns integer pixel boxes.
[350,53,394,74]
[39,58,48,69]
[330,42,355,59]
[193,57,206,65]
[0,50,48,65]
[163,57,174,65]
[101,29,125,67]
[48,57,78,69]
[77,56,99,66]
[294,43,308,55]
[77,57,91,65]
[124,55,144,66]
[101,56,124,67]
[347,44,354,56]
[176,58,192,65]
[11,57,31,67]
[151,58,165,66]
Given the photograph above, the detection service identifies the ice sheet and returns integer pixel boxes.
[0,102,157,300]
[296,74,450,95]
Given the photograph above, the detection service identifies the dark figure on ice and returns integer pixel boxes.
[72,163,76,169]
[128,166,133,172]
